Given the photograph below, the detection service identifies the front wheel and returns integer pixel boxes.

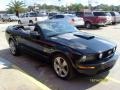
[9,40,20,56]
[52,54,74,80]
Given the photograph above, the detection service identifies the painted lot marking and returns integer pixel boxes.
[106,77,120,84]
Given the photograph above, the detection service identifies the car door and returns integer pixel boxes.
[19,24,55,58]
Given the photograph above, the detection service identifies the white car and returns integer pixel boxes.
[1,14,18,22]
[18,12,48,24]
[49,14,85,27]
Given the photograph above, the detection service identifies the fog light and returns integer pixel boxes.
[79,66,95,69]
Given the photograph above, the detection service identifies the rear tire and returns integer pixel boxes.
[9,39,20,56]
[52,54,74,80]
[85,22,92,29]
[18,20,22,24]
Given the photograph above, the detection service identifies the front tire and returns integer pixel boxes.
[52,54,74,80]
[9,40,20,56]
[29,20,33,24]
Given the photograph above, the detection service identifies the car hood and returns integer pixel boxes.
[50,32,116,54]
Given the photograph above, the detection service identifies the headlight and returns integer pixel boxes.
[79,55,96,62]
[113,47,116,52]
[79,55,86,62]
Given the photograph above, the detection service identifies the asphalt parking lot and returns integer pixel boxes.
[0,22,120,90]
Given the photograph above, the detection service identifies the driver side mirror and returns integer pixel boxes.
[30,31,40,39]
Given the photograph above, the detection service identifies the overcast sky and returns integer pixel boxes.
[0,0,120,11]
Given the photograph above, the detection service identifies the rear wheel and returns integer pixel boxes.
[8,18,11,22]
[9,40,20,56]
[52,54,74,80]
[18,20,22,24]
[2,18,5,22]
[29,20,33,24]
[85,22,92,29]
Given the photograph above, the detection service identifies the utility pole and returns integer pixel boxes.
[58,0,61,12]
[88,0,92,11]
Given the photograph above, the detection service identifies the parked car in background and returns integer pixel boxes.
[76,11,107,29]
[93,11,112,25]
[1,14,18,22]
[0,14,3,20]
[110,11,120,24]
[48,12,58,18]
[5,20,118,79]
[1,14,10,22]
[49,14,84,27]
[18,12,48,24]
[8,14,19,21]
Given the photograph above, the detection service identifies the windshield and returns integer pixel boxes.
[38,21,79,37]
[29,13,38,17]
[106,12,111,16]
[65,14,75,17]
[93,12,106,16]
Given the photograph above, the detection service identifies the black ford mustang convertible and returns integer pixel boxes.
[5,20,119,79]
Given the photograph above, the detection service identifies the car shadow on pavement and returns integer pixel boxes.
[0,48,109,90]
[79,27,103,31]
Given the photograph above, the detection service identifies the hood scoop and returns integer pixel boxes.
[74,34,95,40]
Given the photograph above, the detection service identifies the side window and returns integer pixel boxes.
[26,13,28,17]
[76,12,83,17]
[115,12,120,16]
[84,12,93,16]
[110,12,115,16]
[50,15,56,19]
[21,14,26,18]
[55,15,64,19]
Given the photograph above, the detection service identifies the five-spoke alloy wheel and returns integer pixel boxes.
[9,40,20,56]
[53,55,74,80]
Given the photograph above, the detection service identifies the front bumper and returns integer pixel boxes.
[76,53,119,75]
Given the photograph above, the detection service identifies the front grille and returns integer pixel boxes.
[99,48,115,59]
[81,48,116,64]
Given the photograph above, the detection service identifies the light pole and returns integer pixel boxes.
[88,0,92,10]
[57,0,61,12]
[58,0,61,6]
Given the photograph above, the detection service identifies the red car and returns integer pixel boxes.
[76,11,107,29]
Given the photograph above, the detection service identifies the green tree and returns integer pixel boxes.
[7,0,25,16]
[67,4,84,12]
